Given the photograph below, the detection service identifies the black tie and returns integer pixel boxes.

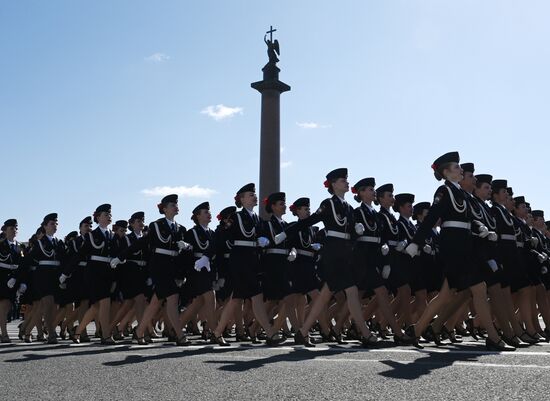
[10,243,16,253]
[171,223,176,234]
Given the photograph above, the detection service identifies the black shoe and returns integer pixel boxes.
[211,334,230,347]
[393,333,414,346]
[404,325,424,349]
[24,334,32,343]
[465,318,479,341]
[425,325,443,346]
[266,333,285,346]
[319,330,334,343]
[455,325,470,337]
[47,335,58,345]
[486,337,515,352]
[235,332,252,342]
[70,333,80,344]
[537,331,550,343]
[294,330,315,347]
[250,336,263,345]
[360,333,378,348]
[136,337,148,346]
[519,332,538,345]
[176,335,191,346]
[330,328,347,345]
[101,337,116,345]
[442,326,462,343]
[80,333,91,343]
[502,335,529,348]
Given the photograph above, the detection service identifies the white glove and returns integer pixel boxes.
[355,223,365,235]
[145,277,153,286]
[538,253,548,264]
[423,244,432,254]
[405,243,418,258]
[59,282,67,290]
[194,255,211,272]
[381,244,389,256]
[488,231,498,242]
[287,248,297,262]
[531,237,539,247]
[177,240,193,251]
[381,265,391,279]
[59,273,69,284]
[175,279,184,288]
[542,252,549,259]
[110,257,122,269]
[542,266,548,275]
[311,243,322,251]
[7,278,16,289]
[274,232,287,245]
[257,237,269,248]
[478,225,489,238]
[17,283,27,294]
[487,259,499,272]
[396,240,408,252]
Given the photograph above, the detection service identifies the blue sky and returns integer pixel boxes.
[2,1,550,240]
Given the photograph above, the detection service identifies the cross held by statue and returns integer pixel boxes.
[266,25,277,42]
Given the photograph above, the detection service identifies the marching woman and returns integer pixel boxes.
[112,212,149,338]
[178,202,218,339]
[18,228,45,342]
[411,201,438,319]
[351,179,413,345]
[71,204,122,345]
[260,192,299,333]
[213,207,236,309]
[376,184,411,327]
[530,210,550,338]
[211,183,284,346]
[286,198,326,332]
[55,230,79,339]
[490,180,540,343]
[511,200,547,342]
[61,216,92,342]
[113,194,193,345]
[0,219,27,342]
[404,152,514,351]
[292,168,377,347]
[25,213,66,344]
[394,193,417,327]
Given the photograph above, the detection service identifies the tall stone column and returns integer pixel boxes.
[251,59,290,219]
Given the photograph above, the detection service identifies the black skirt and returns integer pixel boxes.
[319,238,355,293]
[352,244,384,292]
[290,255,321,294]
[118,262,148,300]
[88,261,116,303]
[32,268,59,299]
[439,230,483,292]
[215,257,233,302]
[228,247,262,300]
[149,254,180,300]
[261,253,291,301]
[0,270,16,302]
[389,251,413,290]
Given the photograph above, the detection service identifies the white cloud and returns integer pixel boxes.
[281,161,293,169]
[201,104,243,121]
[141,185,217,198]
[145,53,171,63]
[296,122,331,129]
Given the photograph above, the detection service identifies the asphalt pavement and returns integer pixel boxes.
[1,321,549,401]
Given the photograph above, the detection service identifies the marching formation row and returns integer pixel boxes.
[1,151,550,352]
